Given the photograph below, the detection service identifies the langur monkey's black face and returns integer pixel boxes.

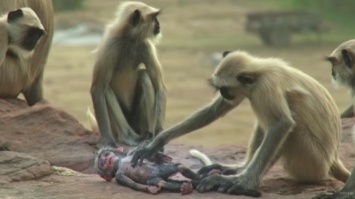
[7,7,46,54]
[209,51,255,101]
[126,2,161,41]
[326,40,355,88]
[153,13,160,35]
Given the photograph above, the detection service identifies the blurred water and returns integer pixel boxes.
[53,24,103,46]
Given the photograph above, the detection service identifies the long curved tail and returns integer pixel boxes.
[86,107,98,132]
[189,149,212,166]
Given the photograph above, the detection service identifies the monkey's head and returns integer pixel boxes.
[114,1,161,43]
[94,147,125,182]
[6,7,46,57]
[326,39,355,89]
[210,51,279,102]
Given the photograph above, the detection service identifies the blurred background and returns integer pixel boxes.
[46,0,354,147]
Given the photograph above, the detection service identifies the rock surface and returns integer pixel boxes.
[0,98,354,199]
[0,151,51,184]
[0,99,98,174]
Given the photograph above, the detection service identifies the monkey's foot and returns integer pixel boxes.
[197,164,240,178]
[180,181,193,195]
[0,145,10,151]
[147,185,161,194]
[197,175,234,192]
[208,169,222,176]
[196,175,261,197]
[313,192,355,199]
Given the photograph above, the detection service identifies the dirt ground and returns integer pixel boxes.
[43,0,352,148]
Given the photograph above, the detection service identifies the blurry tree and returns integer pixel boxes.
[52,0,86,11]
[292,0,355,15]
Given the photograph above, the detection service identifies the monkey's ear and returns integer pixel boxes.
[237,74,254,85]
[131,10,141,26]
[223,51,231,58]
[341,49,354,68]
[324,56,337,65]
[7,9,24,23]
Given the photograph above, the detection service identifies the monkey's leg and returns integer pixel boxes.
[142,45,167,135]
[105,87,141,145]
[115,173,161,194]
[148,178,193,194]
[330,158,351,183]
[23,71,44,106]
[313,167,355,199]
[91,87,117,147]
[177,164,200,180]
[198,124,264,177]
[341,167,355,194]
[154,88,166,133]
[341,105,354,118]
[197,118,294,196]
[313,172,355,199]
[131,70,156,137]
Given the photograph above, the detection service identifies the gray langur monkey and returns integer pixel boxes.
[90,1,167,147]
[326,39,355,119]
[313,39,355,199]
[0,0,54,106]
[131,50,350,196]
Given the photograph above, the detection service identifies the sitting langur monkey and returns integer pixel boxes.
[90,1,166,147]
[0,0,54,106]
[313,39,355,199]
[131,51,350,196]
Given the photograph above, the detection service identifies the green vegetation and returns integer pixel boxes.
[251,0,355,43]
[53,0,86,11]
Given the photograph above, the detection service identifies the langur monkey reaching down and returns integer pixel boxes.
[0,0,54,106]
[131,51,350,196]
[90,1,166,147]
[313,39,355,199]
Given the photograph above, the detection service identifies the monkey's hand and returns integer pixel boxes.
[197,164,239,178]
[180,181,193,195]
[147,185,161,194]
[149,152,173,164]
[196,174,261,197]
[131,146,158,167]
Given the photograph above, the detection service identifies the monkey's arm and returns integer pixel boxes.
[340,105,354,118]
[91,86,117,147]
[143,41,167,132]
[197,96,295,194]
[23,70,44,106]
[0,23,7,65]
[115,172,160,194]
[131,95,242,166]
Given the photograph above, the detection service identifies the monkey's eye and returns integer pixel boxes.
[99,159,106,168]
[103,152,110,157]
